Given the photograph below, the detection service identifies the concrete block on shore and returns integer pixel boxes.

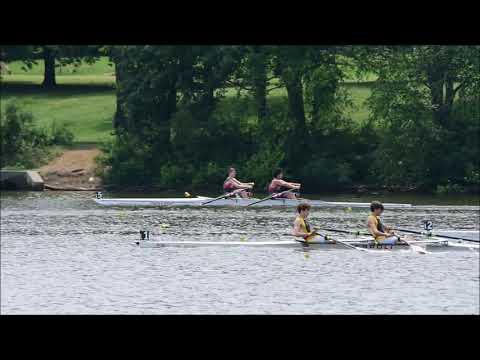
[0,170,44,191]
[26,171,44,191]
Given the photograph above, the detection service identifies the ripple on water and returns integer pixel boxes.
[1,192,479,314]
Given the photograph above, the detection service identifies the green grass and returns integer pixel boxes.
[1,57,374,144]
[343,84,372,124]
[0,74,115,86]
[1,85,116,143]
[2,58,116,144]
[5,57,115,76]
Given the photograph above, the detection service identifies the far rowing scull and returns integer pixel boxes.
[94,194,412,208]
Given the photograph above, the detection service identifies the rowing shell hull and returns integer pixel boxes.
[134,239,478,251]
[95,196,412,208]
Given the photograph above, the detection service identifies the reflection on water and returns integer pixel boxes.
[1,191,479,314]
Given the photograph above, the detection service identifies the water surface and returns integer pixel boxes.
[1,191,479,314]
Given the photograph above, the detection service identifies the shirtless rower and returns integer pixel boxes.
[223,167,254,199]
[268,169,301,200]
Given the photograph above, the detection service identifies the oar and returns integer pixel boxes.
[396,228,479,243]
[317,227,371,236]
[246,188,296,207]
[395,234,428,254]
[201,188,245,205]
[307,230,370,252]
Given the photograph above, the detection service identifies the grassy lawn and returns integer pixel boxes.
[5,56,115,76]
[1,56,373,144]
[1,74,115,86]
[343,84,372,124]
[2,57,116,144]
[1,87,116,144]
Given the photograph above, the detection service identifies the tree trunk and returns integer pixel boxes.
[444,72,456,110]
[198,63,217,124]
[42,47,56,88]
[251,49,268,122]
[427,68,447,127]
[285,72,307,137]
[165,77,177,120]
[113,61,126,130]
[254,72,267,122]
[284,70,308,167]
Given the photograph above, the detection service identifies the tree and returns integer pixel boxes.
[0,45,101,87]
[355,45,480,188]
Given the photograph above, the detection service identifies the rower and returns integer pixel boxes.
[292,203,332,243]
[268,168,301,200]
[367,201,397,245]
[223,167,254,199]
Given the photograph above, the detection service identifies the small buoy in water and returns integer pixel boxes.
[240,236,247,242]
[89,177,94,182]
[160,223,170,228]
[345,207,352,212]
[184,192,191,197]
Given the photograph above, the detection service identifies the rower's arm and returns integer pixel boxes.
[278,179,300,189]
[367,217,390,238]
[230,178,243,186]
[230,178,253,188]
[239,181,254,187]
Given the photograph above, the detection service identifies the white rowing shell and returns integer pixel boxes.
[134,238,477,250]
[95,196,412,208]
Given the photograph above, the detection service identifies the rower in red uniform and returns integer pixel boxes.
[223,167,254,198]
[267,168,301,200]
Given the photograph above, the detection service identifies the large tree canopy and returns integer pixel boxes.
[96,45,479,193]
[353,45,480,188]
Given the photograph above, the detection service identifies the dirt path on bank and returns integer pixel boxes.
[38,146,103,190]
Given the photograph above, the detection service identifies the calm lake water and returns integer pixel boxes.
[1,191,479,314]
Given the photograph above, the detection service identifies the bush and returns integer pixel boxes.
[97,135,151,186]
[243,146,285,189]
[1,103,50,168]
[464,166,480,186]
[436,182,465,194]
[1,104,77,168]
[49,120,74,146]
[158,162,190,187]
[191,162,224,187]
[300,157,354,190]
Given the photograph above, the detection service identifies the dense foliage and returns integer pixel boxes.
[357,46,480,192]
[1,104,74,168]
[89,46,480,193]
